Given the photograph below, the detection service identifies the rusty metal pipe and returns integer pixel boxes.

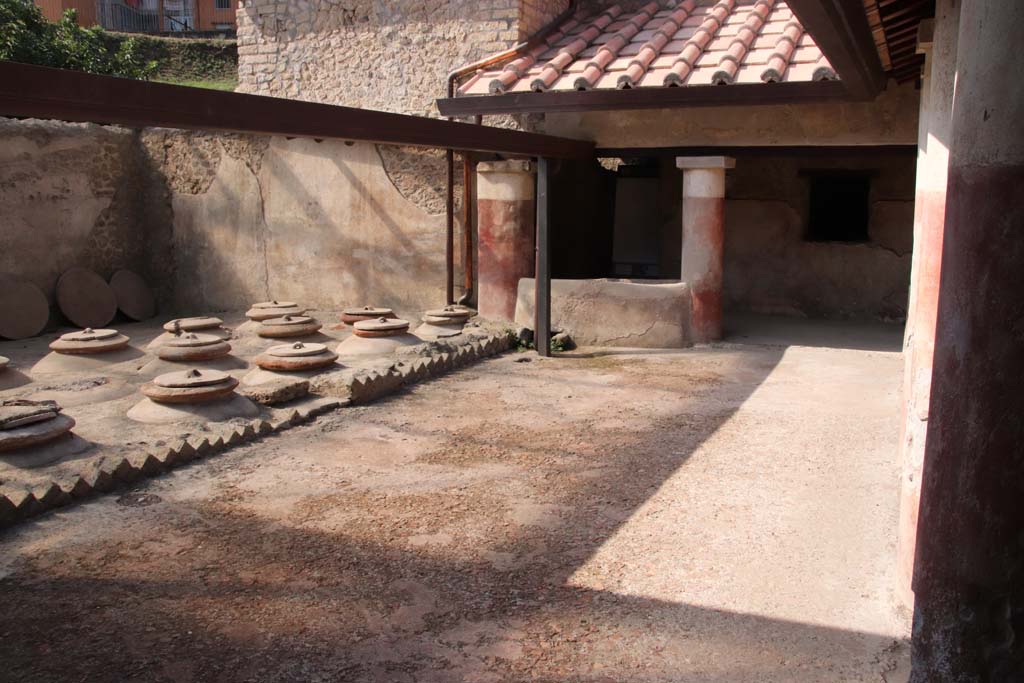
[444,1,578,306]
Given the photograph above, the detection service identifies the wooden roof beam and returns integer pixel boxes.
[0,62,595,159]
[438,80,849,117]
[785,0,886,99]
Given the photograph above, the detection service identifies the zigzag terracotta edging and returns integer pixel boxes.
[0,331,514,528]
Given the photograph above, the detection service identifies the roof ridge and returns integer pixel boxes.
[761,15,802,82]
[531,5,624,92]
[712,0,774,85]
[618,0,698,89]
[664,0,736,86]
[574,1,660,91]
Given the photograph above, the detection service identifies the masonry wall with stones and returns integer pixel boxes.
[235,0,568,115]
[1,117,450,321]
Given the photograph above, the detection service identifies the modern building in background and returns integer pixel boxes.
[34,0,237,33]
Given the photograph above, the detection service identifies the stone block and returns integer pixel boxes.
[239,376,310,405]
[515,277,693,348]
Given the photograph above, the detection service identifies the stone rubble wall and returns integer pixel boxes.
[235,0,566,116]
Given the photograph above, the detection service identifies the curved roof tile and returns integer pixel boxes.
[457,0,837,97]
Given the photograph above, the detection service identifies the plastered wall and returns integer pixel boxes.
[1,117,448,318]
[0,119,150,304]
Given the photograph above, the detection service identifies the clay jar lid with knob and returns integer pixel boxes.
[246,300,305,321]
[142,368,239,404]
[424,306,472,323]
[163,316,224,333]
[255,341,338,371]
[156,332,232,362]
[49,328,131,355]
[257,314,323,339]
[341,306,396,325]
[352,317,411,338]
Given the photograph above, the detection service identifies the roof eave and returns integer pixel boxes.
[437,81,850,117]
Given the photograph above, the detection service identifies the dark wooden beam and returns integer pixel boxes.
[0,61,594,159]
[785,0,887,99]
[438,80,849,117]
[594,144,917,158]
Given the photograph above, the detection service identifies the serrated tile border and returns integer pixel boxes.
[0,331,513,528]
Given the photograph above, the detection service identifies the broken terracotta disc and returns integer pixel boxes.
[352,317,411,338]
[49,328,131,355]
[56,267,117,329]
[1,400,60,430]
[0,413,75,453]
[257,315,322,338]
[156,333,232,362]
[110,269,156,321]
[163,316,224,333]
[256,341,338,371]
[0,279,49,340]
[341,306,395,324]
[246,300,305,321]
[154,368,231,388]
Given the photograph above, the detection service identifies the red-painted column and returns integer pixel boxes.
[911,0,1024,678]
[677,156,734,343]
[476,161,536,321]
[896,6,958,608]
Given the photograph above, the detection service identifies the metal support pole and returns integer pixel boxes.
[445,149,455,304]
[535,157,551,357]
[461,151,475,303]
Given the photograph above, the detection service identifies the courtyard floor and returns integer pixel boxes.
[0,319,911,682]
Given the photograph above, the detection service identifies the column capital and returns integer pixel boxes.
[477,160,534,174]
[675,156,736,170]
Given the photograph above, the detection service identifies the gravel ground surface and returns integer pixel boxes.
[0,325,911,682]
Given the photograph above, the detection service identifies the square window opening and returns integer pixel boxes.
[805,171,871,242]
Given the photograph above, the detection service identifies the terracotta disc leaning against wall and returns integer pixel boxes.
[0,279,49,340]
[56,267,117,329]
[110,269,156,321]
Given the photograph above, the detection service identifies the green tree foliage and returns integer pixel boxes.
[0,0,157,78]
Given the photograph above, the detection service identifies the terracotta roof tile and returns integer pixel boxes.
[458,0,837,96]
